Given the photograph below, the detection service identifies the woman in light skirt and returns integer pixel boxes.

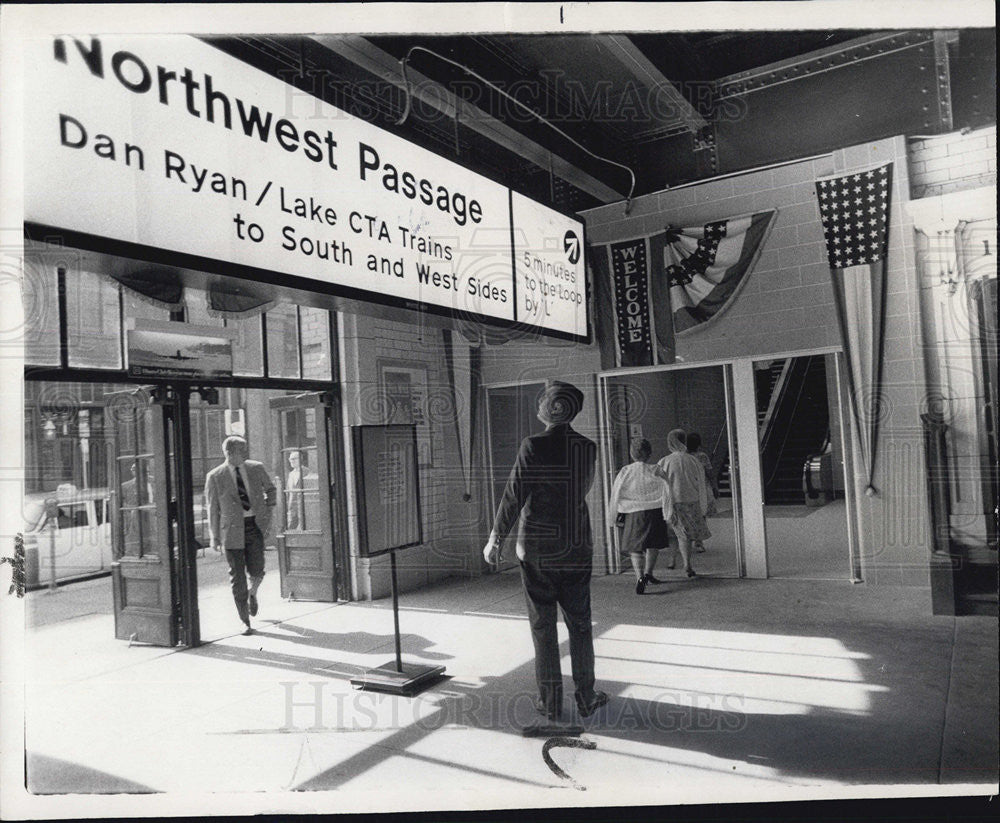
[655,429,711,577]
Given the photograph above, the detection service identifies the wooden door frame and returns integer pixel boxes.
[269,390,349,601]
[108,387,178,646]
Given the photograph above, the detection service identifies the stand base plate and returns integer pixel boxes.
[350,661,446,696]
[521,721,584,738]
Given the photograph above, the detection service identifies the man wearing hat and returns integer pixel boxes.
[483,379,608,730]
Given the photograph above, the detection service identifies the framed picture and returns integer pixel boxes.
[127,320,234,379]
[378,360,433,467]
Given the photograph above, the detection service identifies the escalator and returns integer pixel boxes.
[757,356,831,505]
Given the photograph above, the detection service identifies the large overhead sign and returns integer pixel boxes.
[24,35,589,341]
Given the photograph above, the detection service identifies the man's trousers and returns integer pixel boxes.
[518,558,596,718]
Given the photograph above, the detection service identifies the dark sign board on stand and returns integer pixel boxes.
[350,424,442,696]
[351,424,422,557]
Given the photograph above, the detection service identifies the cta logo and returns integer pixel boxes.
[563,230,581,265]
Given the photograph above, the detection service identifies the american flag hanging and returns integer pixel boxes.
[816,164,892,269]
[815,162,893,496]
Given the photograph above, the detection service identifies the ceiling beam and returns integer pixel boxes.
[716,30,935,98]
[602,35,708,133]
[309,34,625,203]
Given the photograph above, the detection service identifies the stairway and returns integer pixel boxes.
[717,456,731,498]
[756,361,785,428]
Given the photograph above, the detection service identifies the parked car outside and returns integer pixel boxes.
[22,484,112,588]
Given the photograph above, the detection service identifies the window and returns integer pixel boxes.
[21,254,335,384]
[228,314,264,377]
[22,257,60,366]
[67,269,122,369]
[123,288,171,324]
[57,505,88,529]
[265,304,300,378]
[301,307,333,380]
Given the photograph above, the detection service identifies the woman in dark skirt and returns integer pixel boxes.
[608,438,671,594]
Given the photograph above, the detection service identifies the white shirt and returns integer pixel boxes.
[608,461,669,515]
[228,463,256,518]
[656,452,709,519]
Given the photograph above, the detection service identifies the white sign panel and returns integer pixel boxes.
[510,191,587,338]
[24,35,588,339]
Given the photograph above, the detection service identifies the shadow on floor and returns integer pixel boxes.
[253,623,452,661]
[287,604,999,791]
[185,625,450,681]
[27,754,158,795]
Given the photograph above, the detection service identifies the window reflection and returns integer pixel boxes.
[115,405,159,560]
[22,257,60,366]
[266,305,300,378]
[21,255,329,383]
[67,270,122,369]
[281,407,321,532]
[228,314,264,377]
[301,307,332,380]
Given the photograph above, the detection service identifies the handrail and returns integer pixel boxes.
[759,360,793,450]
[711,425,727,457]
[802,429,832,500]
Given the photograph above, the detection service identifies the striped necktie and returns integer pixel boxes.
[235,467,251,511]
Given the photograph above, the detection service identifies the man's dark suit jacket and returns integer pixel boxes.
[493,423,597,566]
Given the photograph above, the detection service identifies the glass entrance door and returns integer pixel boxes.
[270,392,346,600]
[107,388,178,646]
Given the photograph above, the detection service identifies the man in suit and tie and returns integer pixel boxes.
[483,380,608,732]
[205,435,276,634]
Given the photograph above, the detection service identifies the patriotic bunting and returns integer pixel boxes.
[591,211,773,369]
[666,211,776,334]
[815,162,893,497]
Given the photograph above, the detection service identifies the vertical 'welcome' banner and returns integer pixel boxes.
[608,239,655,367]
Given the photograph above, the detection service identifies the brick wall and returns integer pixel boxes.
[605,366,728,471]
[299,306,331,380]
[339,312,480,599]
[908,125,997,198]
[586,152,844,359]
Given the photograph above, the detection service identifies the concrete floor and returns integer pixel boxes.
[8,554,999,817]
[764,500,852,580]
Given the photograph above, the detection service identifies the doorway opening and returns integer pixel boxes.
[752,352,853,580]
[484,381,547,570]
[23,379,350,647]
[600,365,743,578]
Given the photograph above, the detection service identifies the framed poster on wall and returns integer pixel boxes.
[351,425,422,557]
[378,360,434,467]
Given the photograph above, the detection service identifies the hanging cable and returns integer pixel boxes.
[396,45,636,214]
